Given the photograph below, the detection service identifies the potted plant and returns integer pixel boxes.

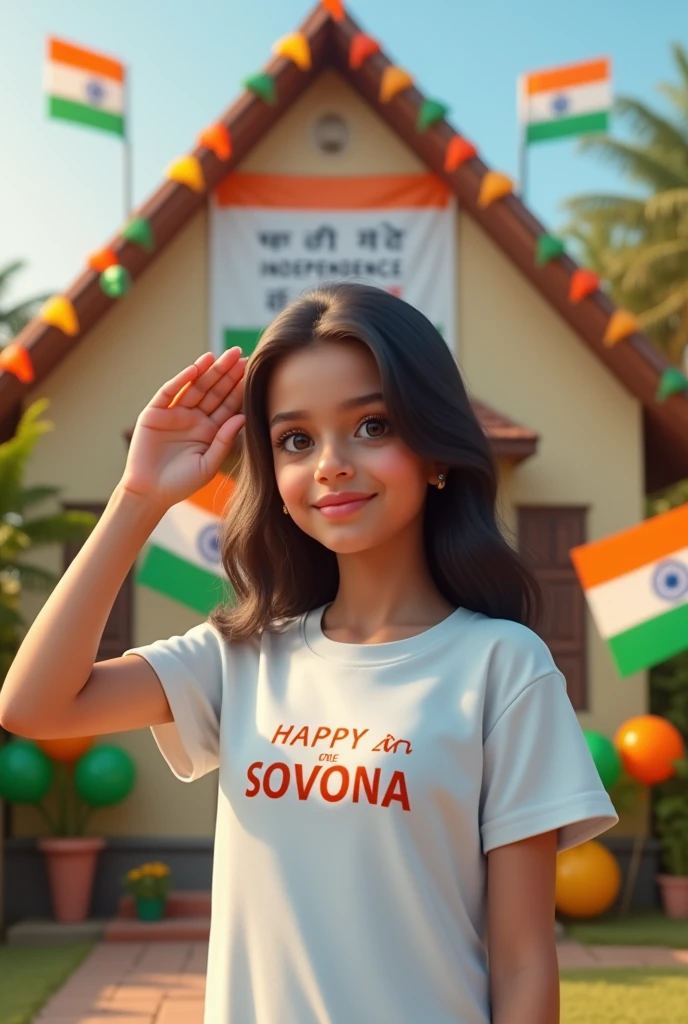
[0,735,136,922]
[654,757,688,918]
[0,393,99,937]
[123,861,172,921]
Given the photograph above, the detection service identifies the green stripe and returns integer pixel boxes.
[136,544,235,615]
[608,600,688,677]
[526,111,608,144]
[48,96,125,137]
[223,328,264,357]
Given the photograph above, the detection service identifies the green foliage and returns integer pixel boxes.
[0,397,98,692]
[560,43,688,363]
[644,484,688,876]
[0,261,51,345]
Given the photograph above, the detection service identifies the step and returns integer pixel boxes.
[6,918,109,946]
[117,889,211,918]
[104,915,210,942]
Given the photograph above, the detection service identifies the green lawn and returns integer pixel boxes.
[560,968,688,1023]
[563,911,688,947]
[0,941,96,1024]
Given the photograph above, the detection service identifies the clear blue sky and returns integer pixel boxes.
[1,0,683,306]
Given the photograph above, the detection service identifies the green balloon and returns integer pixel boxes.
[584,730,622,791]
[0,739,54,803]
[99,264,132,298]
[74,745,136,807]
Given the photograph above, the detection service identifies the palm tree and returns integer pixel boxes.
[560,43,688,364]
[0,399,99,939]
[0,261,51,345]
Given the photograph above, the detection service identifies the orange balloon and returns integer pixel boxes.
[36,736,96,762]
[614,715,686,786]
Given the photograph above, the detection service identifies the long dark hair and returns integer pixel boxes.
[208,282,542,641]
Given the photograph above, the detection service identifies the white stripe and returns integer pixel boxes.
[520,80,611,125]
[586,546,688,638]
[147,501,223,575]
[45,61,124,115]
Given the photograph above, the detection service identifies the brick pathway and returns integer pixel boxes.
[32,941,688,1024]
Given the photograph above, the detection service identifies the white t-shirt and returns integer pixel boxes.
[124,602,618,1024]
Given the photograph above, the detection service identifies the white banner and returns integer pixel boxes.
[209,173,457,359]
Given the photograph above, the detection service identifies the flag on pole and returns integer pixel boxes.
[518,57,611,145]
[135,473,236,615]
[45,37,126,137]
[570,503,688,678]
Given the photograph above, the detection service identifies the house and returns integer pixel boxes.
[5,0,684,923]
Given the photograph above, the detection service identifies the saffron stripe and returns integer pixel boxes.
[48,38,124,82]
[525,58,610,96]
[215,173,452,210]
[570,503,688,590]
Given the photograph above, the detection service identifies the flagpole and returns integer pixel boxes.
[122,62,132,220]
[517,73,528,202]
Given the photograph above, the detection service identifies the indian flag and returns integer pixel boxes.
[45,37,126,137]
[570,503,688,678]
[135,473,236,615]
[519,57,611,145]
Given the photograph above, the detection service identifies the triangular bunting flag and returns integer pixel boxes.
[321,0,345,20]
[379,66,414,103]
[603,310,639,347]
[569,269,600,303]
[87,247,119,273]
[417,99,449,132]
[123,217,155,252]
[478,172,513,208]
[0,342,34,383]
[349,33,380,70]
[165,155,206,192]
[40,296,79,336]
[656,367,688,403]
[535,234,566,267]
[444,136,477,172]
[243,72,277,105]
[198,122,232,161]
[100,265,132,298]
[272,32,311,71]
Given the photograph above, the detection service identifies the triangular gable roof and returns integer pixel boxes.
[3,1,686,491]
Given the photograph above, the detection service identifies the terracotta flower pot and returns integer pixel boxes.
[37,836,106,923]
[657,874,688,919]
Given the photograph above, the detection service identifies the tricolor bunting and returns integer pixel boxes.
[135,473,235,614]
[518,57,611,145]
[570,502,688,677]
[45,37,126,137]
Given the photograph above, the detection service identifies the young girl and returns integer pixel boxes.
[0,282,618,1024]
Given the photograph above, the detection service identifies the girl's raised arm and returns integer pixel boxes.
[0,348,246,739]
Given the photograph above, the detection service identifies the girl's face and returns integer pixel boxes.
[266,339,436,554]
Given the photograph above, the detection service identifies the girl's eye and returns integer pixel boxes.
[274,415,389,453]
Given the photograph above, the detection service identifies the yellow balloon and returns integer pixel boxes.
[555,840,621,918]
[165,155,206,193]
[272,32,312,71]
[40,296,80,337]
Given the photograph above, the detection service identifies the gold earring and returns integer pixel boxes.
[283,504,289,515]
[436,473,446,490]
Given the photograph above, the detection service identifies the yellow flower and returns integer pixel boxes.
[128,869,142,881]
